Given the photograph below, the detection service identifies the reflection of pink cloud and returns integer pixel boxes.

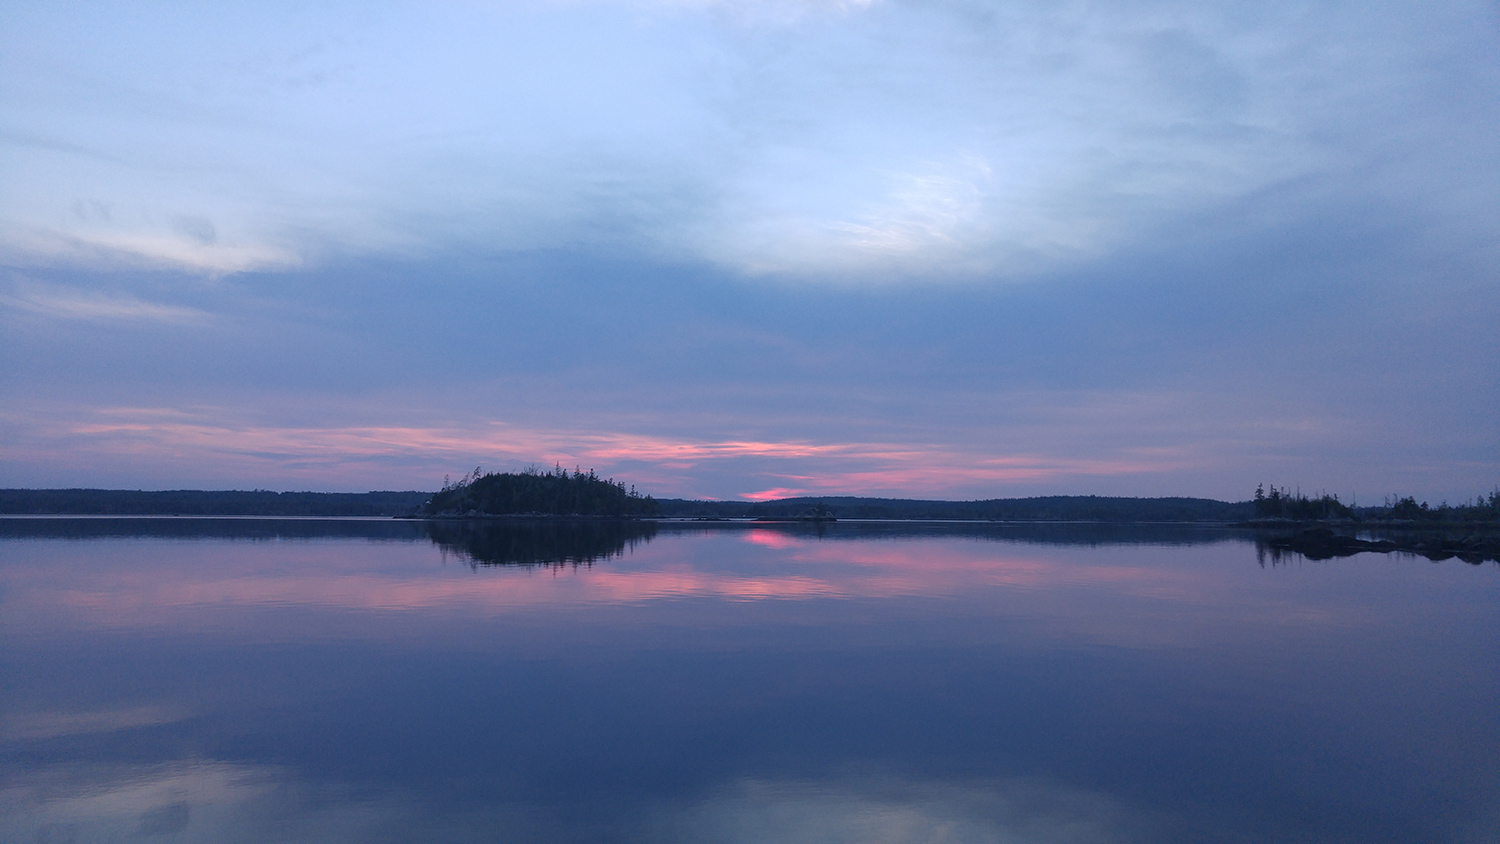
[743,529,802,549]
[10,537,1192,628]
[782,542,1167,594]
[45,567,843,621]
[2,534,1397,656]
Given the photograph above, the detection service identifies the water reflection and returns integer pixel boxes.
[650,775,1165,844]
[1255,529,1500,566]
[703,520,1252,548]
[0,515,429,542]
[423,519,658,568]
[0,516,663,570]
[1,763,1165,844]
[2,518,1498,844]
[0,515,1254,547]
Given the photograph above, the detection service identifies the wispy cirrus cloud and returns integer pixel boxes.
[0,280,212,325]
[1,221,300,276]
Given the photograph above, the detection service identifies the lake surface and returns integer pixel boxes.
[2,518,1497,843]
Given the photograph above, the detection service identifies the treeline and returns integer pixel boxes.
[1252,485,1352,520]
[657,495,1253,522]
[1252,484,1500,523]
[420,466,658,517]
[0,488,430,516]
[1375,491,1500,523]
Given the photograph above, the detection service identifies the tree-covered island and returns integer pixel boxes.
[1250,484,1500,563]
[418,466,658,518]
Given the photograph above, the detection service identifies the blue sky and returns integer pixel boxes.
[2,0,1497,502]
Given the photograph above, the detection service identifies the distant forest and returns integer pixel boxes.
[3,482,1494,523]
[1252,484,1500,524]
[657,495,1254,522]
[0,488,428,516]
[0,487,1244,521]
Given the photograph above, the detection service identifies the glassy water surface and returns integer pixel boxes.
[2,518,1497,843]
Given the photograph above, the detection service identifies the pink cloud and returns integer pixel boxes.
[742,487,812,501]
[1,402,1202,497]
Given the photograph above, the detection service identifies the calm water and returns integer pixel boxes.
[2,518,1497,843]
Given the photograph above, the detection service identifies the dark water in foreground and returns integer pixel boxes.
[2,518,1496,843]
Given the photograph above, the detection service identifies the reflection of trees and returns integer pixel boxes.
[1256,527,1499,566]
[663,521,1252,547]
[423,519,658,569]
[0,517,428,542]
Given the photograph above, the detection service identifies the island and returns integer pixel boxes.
[416,466,658,518]
[1247,485,1500,563]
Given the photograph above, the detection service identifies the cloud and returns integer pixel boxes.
[831,157,992,255]
[3,0,1492,281]
[625,0,878,24]
[743,487,811,502]
[0,403,1205,496]
[0,280,212,325]
[1,222,299,276]
[730,155,1002,277]
[0,0,1493,501]
[171,215,218,246]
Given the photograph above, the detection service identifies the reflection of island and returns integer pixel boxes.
[423,519,658,568]
[1257,527,1500,565]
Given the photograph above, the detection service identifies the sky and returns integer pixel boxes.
[1,0,1497,503]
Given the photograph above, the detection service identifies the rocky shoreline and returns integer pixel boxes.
[1260,526,1500,563]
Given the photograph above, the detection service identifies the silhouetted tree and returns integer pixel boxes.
[1253,485,1351,520]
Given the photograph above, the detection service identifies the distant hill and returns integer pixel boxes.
[657,495,1254,522]
[0,488,430,516]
